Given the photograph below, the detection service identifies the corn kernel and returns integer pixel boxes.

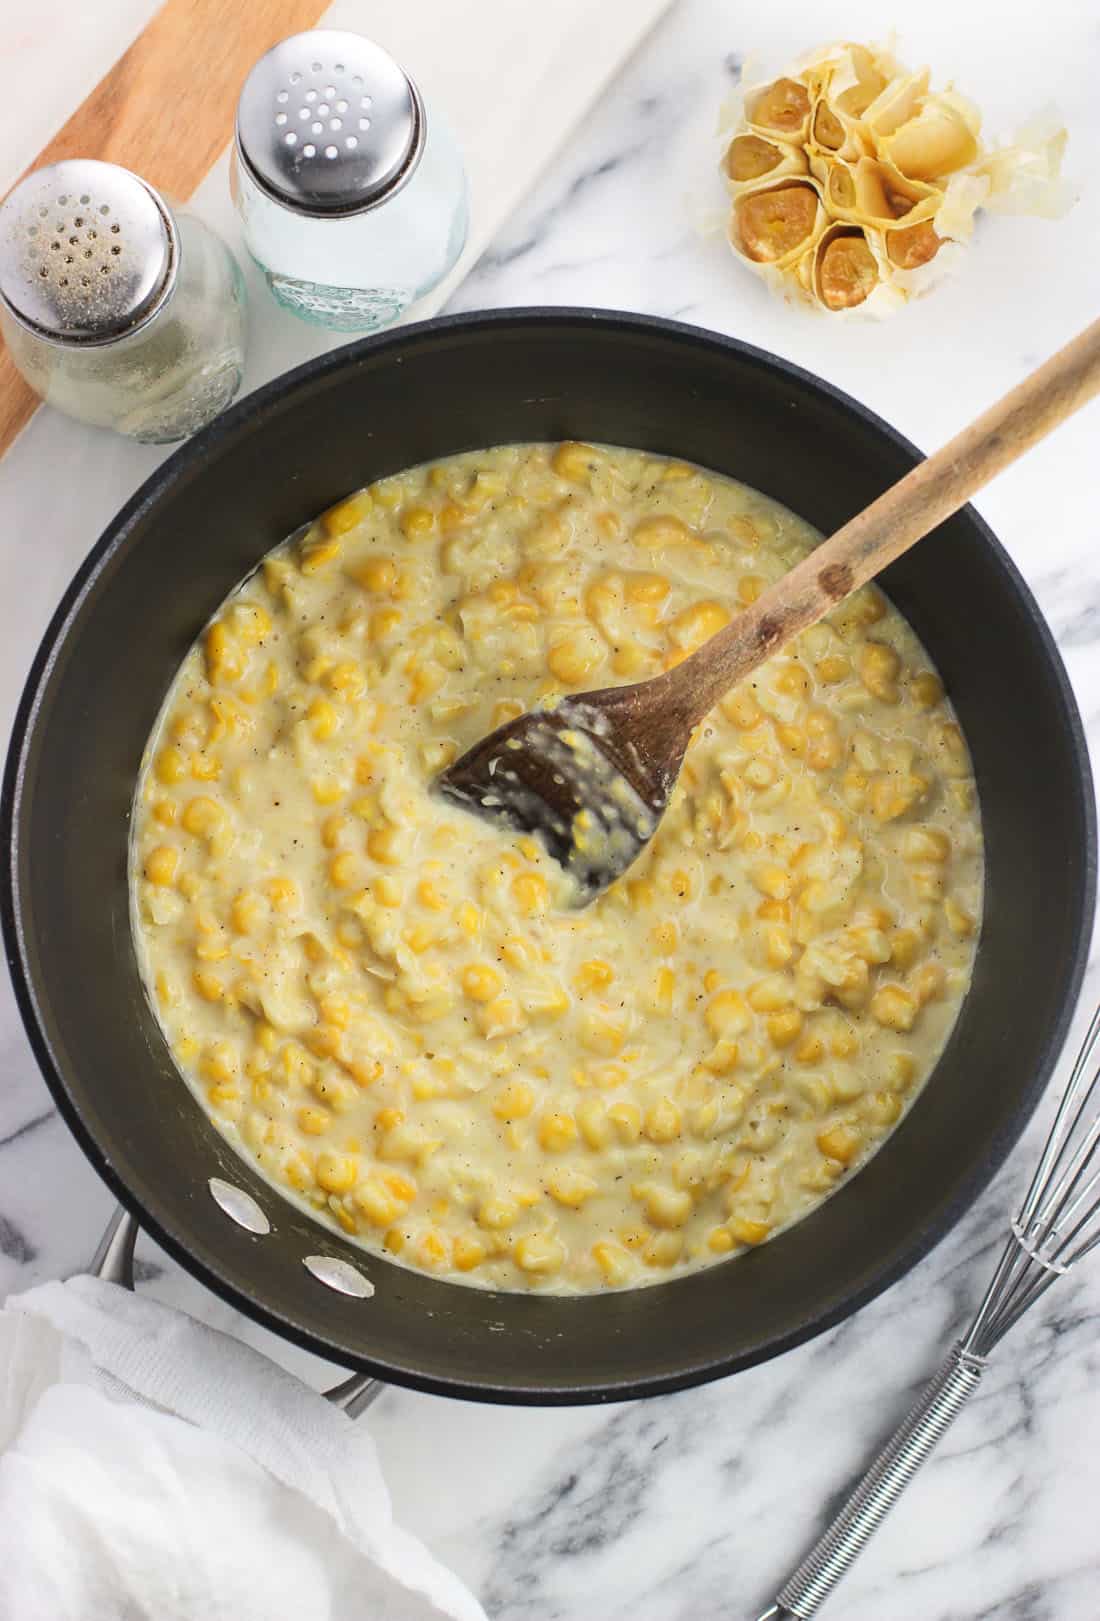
[204,621,244,684]
[796,1032,826,1065]
[625,572,670,606]
[548,1167,599,1208]
[355,1179,403,1227]
[308,697,339,742]
[400,505,437,540]
[767,1008,803,1048]
[817,1123,861,1164]
[354,555,398,594]
[888,1053,917,1091]
[579,1008,627,1056]
[145,845,179,886]
[414,874,448,912]
[729,1217,771,1246]
[903,827,952,864]
[912,961,946,1005]
[609,1101,642,1142]
[859,641,901,702]
[705,989,751,1037]
[192,969,224,1002]
[911,671,944,708]
[155,745,187,785]
[181,796,225,839]
[748,975,794,1013]
[639,1182,693,1228]
[477,1195,519,1231]
[300,531,341,574]
[944,898,976,938]
[574,959,614,993]
[369,608,402,642]
[316,1153,358,1193]
[593,1241,632,1285]
[322,490,371,536]
[546,627,604,686]
[462,963,503,1003]
[453,1235,487,1272]
[668,599,729,653]
[537,1111,578,1152]
[493,1080,535,1120]
[200,1042,238,1085]
[870,984,919,1032]
[514,1233,566,1274]
[649,965,675,1014]
[644,1231,684,1268]
[643,1097,682,1143]
[634,514,693,551]
[577,1097,612,1149]
[752,864,792,901]
[366,826,404,865]
[372,874,402,908]
[552,441,597,481]
[328,851,358,888]
[326,660,366,699]
[265,876,300,912]
[510,871,550,918]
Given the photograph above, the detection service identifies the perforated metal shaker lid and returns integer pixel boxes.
[235,29,425,218]
[0,159,177,346]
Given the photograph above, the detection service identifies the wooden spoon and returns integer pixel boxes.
[437,318,1100,902]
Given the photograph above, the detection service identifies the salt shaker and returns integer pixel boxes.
[233,29,468,331]
[0,160,245,444]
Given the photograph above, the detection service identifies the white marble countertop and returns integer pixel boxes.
[3,2,1100,1617]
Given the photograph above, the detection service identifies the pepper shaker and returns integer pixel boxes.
[0,160,246,443]
[233,29,468,332]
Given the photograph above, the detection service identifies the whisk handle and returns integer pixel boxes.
[753,1343,986,1620]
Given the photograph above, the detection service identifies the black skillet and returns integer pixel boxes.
[3,310,1094,1403]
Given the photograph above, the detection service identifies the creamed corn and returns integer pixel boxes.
[131,443,982,1293]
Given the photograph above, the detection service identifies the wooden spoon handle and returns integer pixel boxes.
[667,316,1100,729]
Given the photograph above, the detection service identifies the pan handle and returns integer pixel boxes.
[88,1206,383,1416]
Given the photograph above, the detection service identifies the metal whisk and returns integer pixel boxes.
[754,998,1100,1620]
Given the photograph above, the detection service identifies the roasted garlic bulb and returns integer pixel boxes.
[720,40,1069,315]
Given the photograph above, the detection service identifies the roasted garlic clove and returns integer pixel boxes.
[882,91,981,180]
[886,219,943,269]
[862,69,931,140]
[723,133,807,188]
[731,181,824,266]
[852,157,941,224]
[814,226,881,310]
[828,42,892,117]
[809,96,873,163]
[745,77,813,142]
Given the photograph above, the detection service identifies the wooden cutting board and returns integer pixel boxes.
[0,0,325,458]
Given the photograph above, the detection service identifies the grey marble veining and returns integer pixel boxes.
[3,1,1100,1618]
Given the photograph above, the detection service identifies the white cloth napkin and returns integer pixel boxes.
[0,1276,486,1621]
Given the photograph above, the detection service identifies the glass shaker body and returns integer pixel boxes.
[233,111,467,332]
[233,30,468,333]
[0,180,245,444]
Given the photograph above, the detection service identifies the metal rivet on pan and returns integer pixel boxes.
[208,1176,271,1235]
[304,1254,375,1298]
